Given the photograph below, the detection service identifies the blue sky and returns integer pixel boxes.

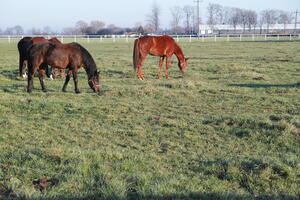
[1,0,299,31]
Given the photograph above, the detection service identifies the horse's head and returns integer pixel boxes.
[88,71,100,92]
[178,57,189,74]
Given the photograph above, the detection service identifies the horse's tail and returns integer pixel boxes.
[133,38,140,72]
[17,37,32,77]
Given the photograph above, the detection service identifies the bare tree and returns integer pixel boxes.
[261,9,278,33]
[75,20,89,34]
[13,25,24,35]
[229,8,242,33]
[247,10,258,32]
[207,3,223,27]
[183,5,194,34]
[90,20,105,34]
[62,27,79,35]
[170,6,183,34]
[4,26,24,35]
[146,2,161,33]
[278,11,293,33]
[240,10,248,32]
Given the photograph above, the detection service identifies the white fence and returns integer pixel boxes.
[1,34,300,44]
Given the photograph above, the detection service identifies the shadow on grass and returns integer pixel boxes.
[228,83,300,88]
[0,84,25,93]
[0,69,19,80]
[233,40,300,43]
[103,69,132,78]
[6,193,299,200]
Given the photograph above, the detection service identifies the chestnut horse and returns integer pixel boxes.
[27,42,100,93]
[133,35,188,80]
[17,37,64,78]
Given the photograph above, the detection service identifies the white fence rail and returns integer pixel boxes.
[1,34,300,44]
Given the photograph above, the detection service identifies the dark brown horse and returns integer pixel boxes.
[17,37,63,78]
[27,42,100,93]
[133,35,188,80]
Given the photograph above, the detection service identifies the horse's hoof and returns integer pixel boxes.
[42,89,47,93]
[75,90,81,94]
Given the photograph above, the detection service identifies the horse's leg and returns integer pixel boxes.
[137,55,146,80]
[157,56,165,79]
[165,55,172,79]
[27,64,39,93]
[62,69,72,92]
[19,56,26,77]
[72,68,80,94]
[38,68,47,92]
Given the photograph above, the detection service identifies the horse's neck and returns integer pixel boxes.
[174,44,184,62]
[85,66,96,78]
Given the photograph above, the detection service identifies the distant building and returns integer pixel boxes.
[199,24,300,35]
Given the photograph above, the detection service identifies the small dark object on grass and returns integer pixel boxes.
[33,178,59,191]
[253,77,266,80]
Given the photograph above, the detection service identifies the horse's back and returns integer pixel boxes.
[137,35,176,56]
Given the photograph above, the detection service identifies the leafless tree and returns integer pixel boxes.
[207,3,223,27]
[229,8,242,33]
[183,5,194,34]
[146,2,161,33]
[247,10,258,32]
[62,27,79,35]
[278,11,293,33]
[89,20,105,34]
[4,25,24,35]
[261,9,278,33]
[75,20,89,34]
[170,6,183,34]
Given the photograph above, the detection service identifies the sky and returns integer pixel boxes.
[1,0,299,32]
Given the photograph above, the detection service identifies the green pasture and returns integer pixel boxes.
[0,38,299,199]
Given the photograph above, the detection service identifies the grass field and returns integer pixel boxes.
[0,38,299,200]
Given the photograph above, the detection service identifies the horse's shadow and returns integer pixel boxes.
[228,82,300,88]
[1,84,25,93]
[103,69,131,78]
[0,69,20,80]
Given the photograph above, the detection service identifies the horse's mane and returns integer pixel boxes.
[71,43,97,76]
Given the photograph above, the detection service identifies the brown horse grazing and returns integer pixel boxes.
[133,35,189,80]
[17,37,63,78]
[27,42,100,93]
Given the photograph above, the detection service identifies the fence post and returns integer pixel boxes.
[252,34,255,41]
[239,34,242,41]
[202,35,204,42]
[277,34,279,40]
[214,35,217,42]
[126,35,129,43]
[74,35,76,42]
[189,35,192,43]
[289,34,292,41]
[227,35,229,42]
[61,36,64,43]
[265,34,267,40]
[100,36,103,43]
[8,36,10,44]
[87,35,90,43]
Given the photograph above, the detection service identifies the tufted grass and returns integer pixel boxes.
[0,38,299,199]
